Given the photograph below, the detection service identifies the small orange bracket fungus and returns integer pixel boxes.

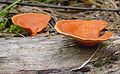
[55,20,113,46]
[12,13,51,36]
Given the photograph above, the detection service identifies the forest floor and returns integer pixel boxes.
[0,0,120,74]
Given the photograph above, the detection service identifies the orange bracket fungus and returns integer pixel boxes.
[55,20,113,46]
[12,13,51,36]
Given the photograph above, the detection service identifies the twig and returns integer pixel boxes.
[0,1,120,12]
[71,44,101,71]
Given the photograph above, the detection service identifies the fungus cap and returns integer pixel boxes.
[12,13,51,36]
[55,20,112,46]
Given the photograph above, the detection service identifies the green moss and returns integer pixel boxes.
[9,25,30,36]
[94,59,105,67]
[94,55,119,67]
[104,55,119,64]
[0,18,8,31]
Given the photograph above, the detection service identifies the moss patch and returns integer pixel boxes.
[94,55,120,67]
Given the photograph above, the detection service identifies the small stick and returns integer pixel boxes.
[71,44,101,71]
[0,1,120,12]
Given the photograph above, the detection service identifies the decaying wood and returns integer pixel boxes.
[71,44,101,71]
[0,34,120,73]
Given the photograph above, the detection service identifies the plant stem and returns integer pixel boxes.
[0,0,21,14]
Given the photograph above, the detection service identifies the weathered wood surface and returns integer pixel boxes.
[0,34,120,74]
